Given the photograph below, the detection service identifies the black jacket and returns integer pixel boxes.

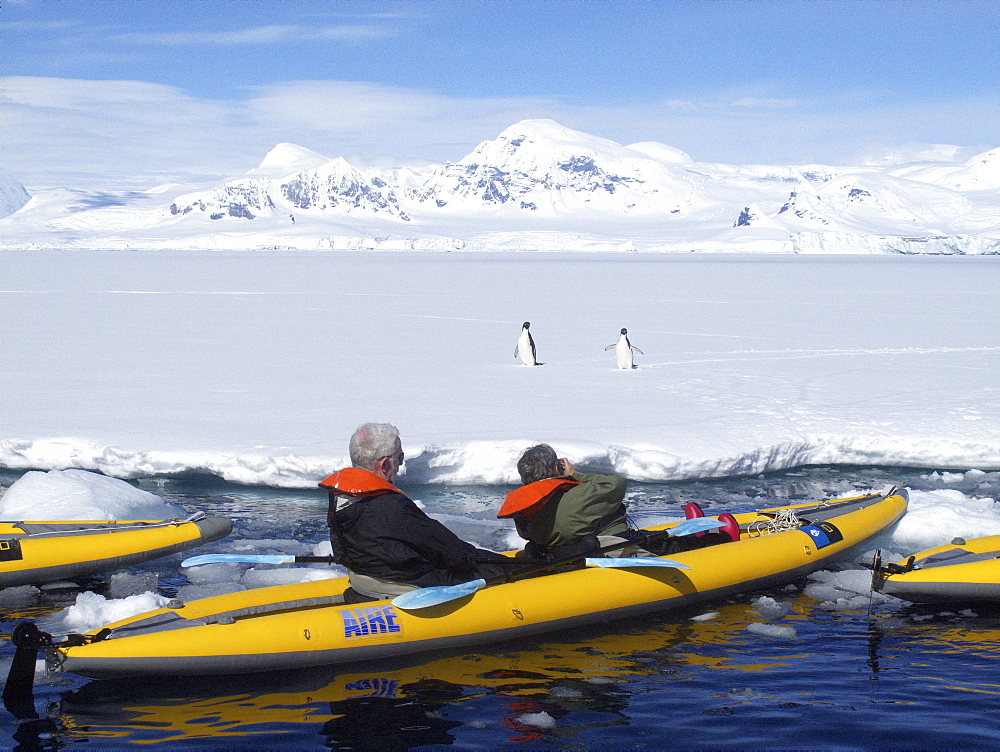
[329,490,506,587]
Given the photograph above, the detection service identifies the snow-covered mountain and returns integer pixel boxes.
[0,171,31,219]
[2,119,998,253]
[409,120,705,217]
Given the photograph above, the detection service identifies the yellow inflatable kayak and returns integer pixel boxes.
[0,514,233,588]
[34,488,905,678]
[874,533,1000,603]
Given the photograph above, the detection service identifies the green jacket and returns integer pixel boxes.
[514,472,629,548]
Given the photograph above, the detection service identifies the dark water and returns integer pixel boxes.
[2,466,1000,749]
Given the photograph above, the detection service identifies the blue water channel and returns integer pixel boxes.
[2,466,1000,749]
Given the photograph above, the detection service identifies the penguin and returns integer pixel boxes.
[514,321,537,366]
[606,327,643,369]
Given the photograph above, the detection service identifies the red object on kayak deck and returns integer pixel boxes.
[685,502,706,537]
[718,512,740,542]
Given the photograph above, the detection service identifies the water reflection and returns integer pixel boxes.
[12,602,829,747]
[6,589,1000,747]
[34,610,728,746]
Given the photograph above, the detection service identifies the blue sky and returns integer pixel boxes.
[2,0,998,189]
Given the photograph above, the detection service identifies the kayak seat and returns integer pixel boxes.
[718,513,740,542]
[597,534,654,558]
[347,572,418,602]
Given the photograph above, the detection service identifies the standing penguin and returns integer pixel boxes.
[514,322,537,366]
[606,328,643,369]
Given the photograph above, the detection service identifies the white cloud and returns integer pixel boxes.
[730,97,798,109]
[1,76,997,191]
[116,24,394,46]
[0,77,256,189]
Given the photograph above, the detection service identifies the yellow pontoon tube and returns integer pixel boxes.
[874,532,1000,603]
[0,513,233,587]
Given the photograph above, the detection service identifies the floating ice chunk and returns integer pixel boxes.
[0,469,183,521]
[228,538,312,555]
[107,571,159,598]
[816,595,873,612]
[860,548,905,567]
[804,568,901,611]
[752,596,791,621]
[311,539,334,557]
[804,582,851,601]
[185,562,245,584]
[39,581,77,591]
[747,622,797,639]
[807,568,872,596]
[57,590,170,633]
[175,582,245,602]
[298,568,343,582]
[0,585,41,608]
[517,711,556,729]
[242,566,339,589]
[690,611,719,622]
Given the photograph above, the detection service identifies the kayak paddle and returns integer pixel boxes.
[183,517,724,570]
[182,554,337,567]
[584,557,690,569]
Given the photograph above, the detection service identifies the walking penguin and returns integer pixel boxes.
[514,322,537,366]
[606,327,643,369]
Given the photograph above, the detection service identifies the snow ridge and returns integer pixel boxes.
[2,434,997,489]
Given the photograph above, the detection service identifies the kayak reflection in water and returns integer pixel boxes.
[321,422,510,604]
[500,443,739,562]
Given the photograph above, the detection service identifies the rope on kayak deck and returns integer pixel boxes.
[748,508,802,537]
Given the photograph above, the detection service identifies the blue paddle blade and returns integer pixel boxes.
[392,578,486,610]
[181,553,295,567]
[668,517,725,537]
[585,557,691,570]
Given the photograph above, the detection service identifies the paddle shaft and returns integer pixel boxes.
[479,523,709,585]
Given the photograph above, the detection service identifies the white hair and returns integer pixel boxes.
[349,423,400,470]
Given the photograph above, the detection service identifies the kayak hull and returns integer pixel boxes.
[877,533,1000,604]
[0,516,233,588]
[54,489,907,678]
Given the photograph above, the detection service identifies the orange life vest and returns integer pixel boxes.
[318,467,403,498]
[497,477,582,519]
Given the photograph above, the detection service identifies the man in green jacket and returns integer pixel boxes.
[509,443,632,559]
[506,443,735,560]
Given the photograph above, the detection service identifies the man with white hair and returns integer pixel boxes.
[320,422,509,604]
